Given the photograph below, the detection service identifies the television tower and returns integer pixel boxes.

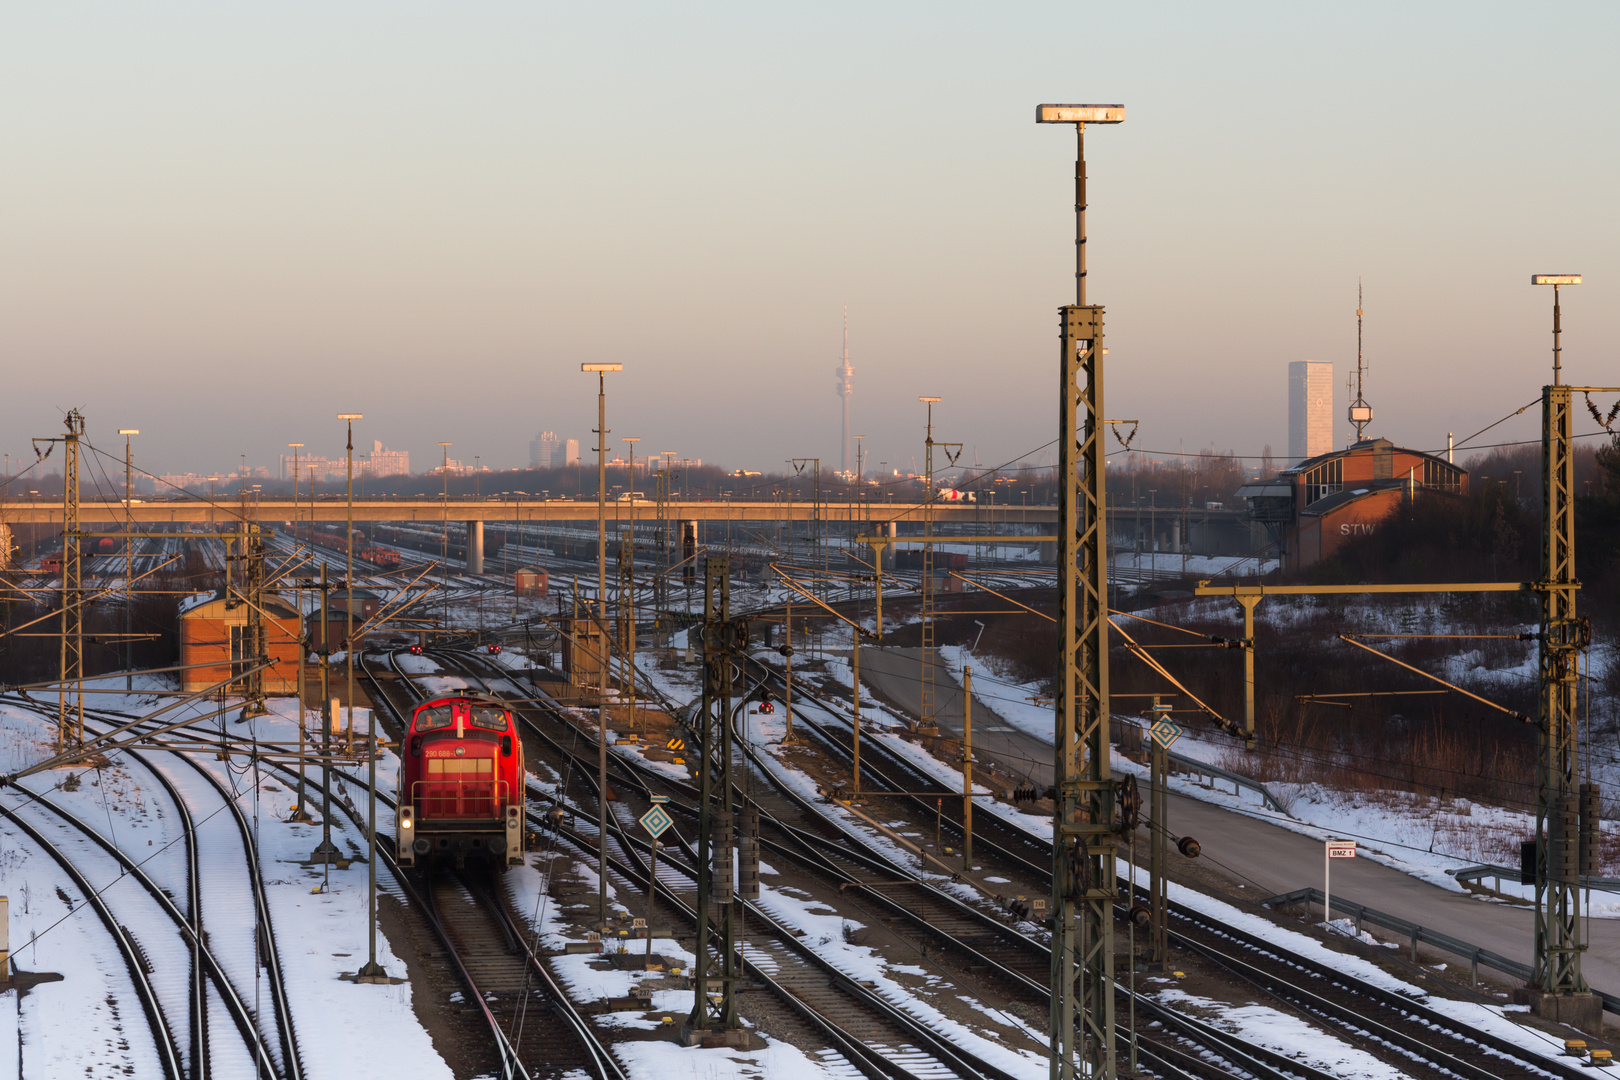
[1348,280,1373,441]
[835,304,855,474]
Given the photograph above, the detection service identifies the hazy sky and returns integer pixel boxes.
[3,2,1617,483]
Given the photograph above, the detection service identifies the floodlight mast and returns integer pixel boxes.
[1038,102,1123,1080]
[1532,275,1581,385]
[1036,105,1124,306]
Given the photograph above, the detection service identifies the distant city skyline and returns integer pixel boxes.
[1,4,1616,481]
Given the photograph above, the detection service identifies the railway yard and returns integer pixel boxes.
[0,519,1615,1080]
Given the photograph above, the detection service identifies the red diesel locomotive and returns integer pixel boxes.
[396,696,525,867]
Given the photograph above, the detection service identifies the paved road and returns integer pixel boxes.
[854,645,1620,997]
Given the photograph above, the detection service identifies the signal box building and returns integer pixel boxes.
[513,567,549,597]
[178,592,303,694]
[1238,438,1466,574]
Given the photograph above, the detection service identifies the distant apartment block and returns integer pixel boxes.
[530,431,561,468]
[1288,360,1334,464]
[565,439,580,467]
[367,440,409,477]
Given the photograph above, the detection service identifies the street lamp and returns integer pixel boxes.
[1532,275,1582,384]
[582,362,622,929]
[339,412,387,984]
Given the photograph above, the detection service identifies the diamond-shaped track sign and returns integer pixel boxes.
[639,805,674,840]
[1149,719,1183,750]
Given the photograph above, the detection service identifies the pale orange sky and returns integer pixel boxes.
[2,2,1617,478]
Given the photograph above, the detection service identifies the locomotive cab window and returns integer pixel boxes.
[415,705,455,731]
[470,707,509,732]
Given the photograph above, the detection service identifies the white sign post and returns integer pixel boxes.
[1324,840,1356,931]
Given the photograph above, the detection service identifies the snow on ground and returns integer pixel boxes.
[752,876,1048,1080]
[931,644,1620,914]
[392,652,441,674]
[1149,986,1408,1079]
[1109,551,1277,580]
[0,688,453,1080]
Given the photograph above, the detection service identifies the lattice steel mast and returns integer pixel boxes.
[1038,102,1125,1080]
[1527,273,1610,1030]
[1348,280,1373,441]
[686,557,747,1044]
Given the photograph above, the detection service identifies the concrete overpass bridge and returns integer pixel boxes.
[1,499,1257,570]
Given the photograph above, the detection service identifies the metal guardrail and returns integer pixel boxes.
[1450,863,1620,894]
[1164,748,1294,817]
[1262,886,1620,1015]
[1117,721,1293,816]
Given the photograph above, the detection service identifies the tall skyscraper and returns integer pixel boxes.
[835,304,854,474]
[1288,360,1333,463]
[565,438,580,467]
[530,430,560,468]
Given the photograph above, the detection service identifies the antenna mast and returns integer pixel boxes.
[1348,280,1373,441]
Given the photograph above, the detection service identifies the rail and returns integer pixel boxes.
[1262,885,1620,1015]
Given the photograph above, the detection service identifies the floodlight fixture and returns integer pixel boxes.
[1036,104,1125,124]
[919,396,942,404]
[581,363,623,373]
[118,429,139,436]
[337,413,363,421]
[1037,102,1125,307]
[1533,274,1583,384]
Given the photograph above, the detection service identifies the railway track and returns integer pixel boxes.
[360,651,633,1080]
[744,657,1597,1080]
[1,697,297,1079]
[444,649,1322,1080]
[426,649,1021,1080]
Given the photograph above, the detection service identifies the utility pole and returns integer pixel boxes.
[119,429,138,691]
[439,442,452,633]
[1039,101,1125,1080]
[790,458,823,601]
[308,562,342,864]
[33,411,87,750]
[288,443,313,823]
[623,436,640,731]
[340,415,362,751]
[686,556,746,1046]
[583,362,622,930]
[962,666,973,870]
[1147,697,1169,967]
[916,399,961,737]
[242,523,268,716]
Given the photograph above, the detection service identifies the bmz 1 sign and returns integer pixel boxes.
[1327,842,1356,859]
